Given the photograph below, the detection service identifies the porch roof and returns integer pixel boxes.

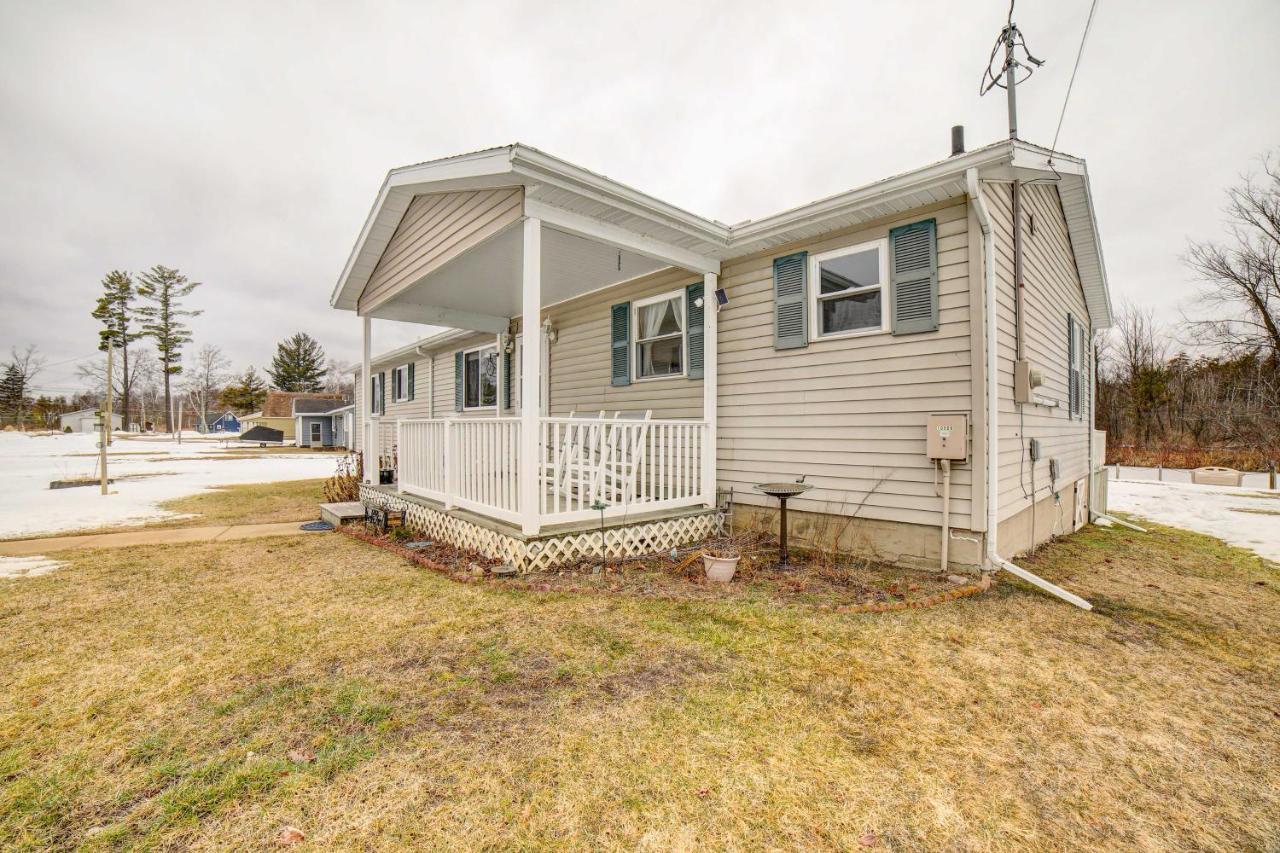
[332,139,1112,329]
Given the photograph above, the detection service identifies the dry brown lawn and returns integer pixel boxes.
[1,518,1277,850]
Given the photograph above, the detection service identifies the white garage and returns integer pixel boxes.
[59,408,123,433]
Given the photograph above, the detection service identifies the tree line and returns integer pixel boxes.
[1,265,351,432]
[1097,150,1279,470]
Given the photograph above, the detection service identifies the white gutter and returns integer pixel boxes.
[967,168,1092,612]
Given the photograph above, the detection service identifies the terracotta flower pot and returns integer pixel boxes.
[702,553,740,583]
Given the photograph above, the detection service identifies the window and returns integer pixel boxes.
[392,364,411,402]
[370,372,384,417]
[810,239,888,338]
[632,290,685,380]
[463,345,498,409]
[310,422,322,443]
[1069,315,1088,419]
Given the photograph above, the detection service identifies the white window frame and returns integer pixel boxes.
[462,344,499,411]
[809,238,890,341]
[631,289,687,382]
[369,372,382,419]
[310,421,322,443]
[391,364,411,403]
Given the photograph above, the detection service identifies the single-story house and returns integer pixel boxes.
[206,411,240,433]
[239,392,346,442]
[60,408,123,433]
[328,136,1113,589]
[294,399,354,449]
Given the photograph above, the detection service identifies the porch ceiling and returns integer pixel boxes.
[362,220,669,331]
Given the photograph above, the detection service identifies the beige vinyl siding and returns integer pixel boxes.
[356,188,523,313]
[716,198,975,530]
[352,331,507,453]
[984,181,1092,524]
[544,268,704,419]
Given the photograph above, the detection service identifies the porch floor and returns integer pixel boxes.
[363,484,720,543]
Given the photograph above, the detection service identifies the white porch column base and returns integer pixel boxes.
[518,218,543,535]
[701,272,718,509]
[361,315,374,484]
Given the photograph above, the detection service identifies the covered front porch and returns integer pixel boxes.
[333,147,729,538]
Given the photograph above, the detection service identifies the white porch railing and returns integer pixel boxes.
[395,416,707,526]
[539,417,706,522]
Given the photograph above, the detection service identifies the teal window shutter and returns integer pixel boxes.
[686,282,704,379]
[773,252,808,350]
[890,219,939,335]
[407,363,415,401]
[611,302,630,386]
[1067,314,1078,418]
[502,347,513,408]
[454,352,464,411]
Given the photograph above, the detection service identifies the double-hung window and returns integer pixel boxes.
[391,364,411,402]
[810,239,889,338]
[632,290,685,380]
[463,345,498,409]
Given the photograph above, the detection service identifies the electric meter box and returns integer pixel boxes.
[927,413,969,461]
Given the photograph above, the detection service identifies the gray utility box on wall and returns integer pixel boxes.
[926,413,969,461]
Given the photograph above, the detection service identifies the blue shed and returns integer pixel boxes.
[209,411,241,433]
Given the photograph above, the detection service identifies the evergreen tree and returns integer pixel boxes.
[91,270,142,429]
[268,333,326,392]
[220,366,268,413]
[0,363,24,424]
[136,266,201,432]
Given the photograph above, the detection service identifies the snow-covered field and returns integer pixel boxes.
[1109,478,1280,563]
[0,432,339,539]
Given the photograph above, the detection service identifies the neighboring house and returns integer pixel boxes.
[206,411,240,433]
[294,399,354,449]
[239,392,346,442]
[329,137,1112,580]
[60,408,123,433]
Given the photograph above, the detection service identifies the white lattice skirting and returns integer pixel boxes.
[359,485,723,573]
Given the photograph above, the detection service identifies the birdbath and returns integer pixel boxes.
[752,481,813,569]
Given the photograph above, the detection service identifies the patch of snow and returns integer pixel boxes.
[0,432,340,539]
[0,555,66,579]
[1108,479,1280,562]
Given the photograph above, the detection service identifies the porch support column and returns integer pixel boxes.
[701,272,718,509]
[519,217,543,536]
[361,315,374,484]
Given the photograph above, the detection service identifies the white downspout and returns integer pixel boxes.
[967,168,1092,611]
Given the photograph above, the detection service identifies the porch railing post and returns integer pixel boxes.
[443,418,456,510]
[396,419,403,493]
[519,217,543,536]
[701,271,718,508]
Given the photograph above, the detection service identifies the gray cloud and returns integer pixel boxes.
[2,0,1277,396]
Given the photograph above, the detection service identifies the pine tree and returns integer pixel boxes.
[268,333,326,392]
[91,270,142,429]
[136,266,201,432]
[0,363,24,424]
[219,366,268,413]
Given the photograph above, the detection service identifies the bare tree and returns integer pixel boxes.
[183,344,230,431]
[1184,150,1280,359]
[76,348,156,428]
[323,357,354,398]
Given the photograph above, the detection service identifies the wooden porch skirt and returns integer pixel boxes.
[359,484,723,573]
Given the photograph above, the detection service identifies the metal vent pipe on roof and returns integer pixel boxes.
[951,125,965,156]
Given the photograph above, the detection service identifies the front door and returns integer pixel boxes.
[310,422,322,445]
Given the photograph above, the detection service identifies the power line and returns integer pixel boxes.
[1049,0,1100,158]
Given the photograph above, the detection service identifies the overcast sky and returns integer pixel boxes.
[2,0,1277,396]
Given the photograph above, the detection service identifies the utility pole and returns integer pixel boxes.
[1005,25,1018,139]
[100,345,113,495]
[104,343,114,448]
